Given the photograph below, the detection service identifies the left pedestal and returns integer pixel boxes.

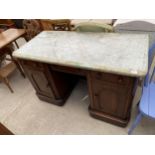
[20,60,77,106]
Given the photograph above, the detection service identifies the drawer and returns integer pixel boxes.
[50,65,87,76]
[91,71,130,85]
[21,60,44,70]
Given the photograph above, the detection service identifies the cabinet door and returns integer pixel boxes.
[23,66,54,98]
[91,80,130,118]
[88,71,135,120]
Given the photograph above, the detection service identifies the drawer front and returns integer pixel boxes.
[91,71,130,86]
[50,65,86,76]
[21,60,44,70]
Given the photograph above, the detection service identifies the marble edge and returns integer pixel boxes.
[13,52,148,77]
[37,31,150,37]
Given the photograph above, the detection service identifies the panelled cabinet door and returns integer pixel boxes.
[91,80,130,119]
[20,60,78,105]
[88,71,135,121]
[23,66,54,98]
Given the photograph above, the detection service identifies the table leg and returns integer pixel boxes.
[8,52,25,78]
[14,40,19,49]
[14,59,26,78]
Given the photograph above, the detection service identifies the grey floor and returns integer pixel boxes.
[0,38,155,135]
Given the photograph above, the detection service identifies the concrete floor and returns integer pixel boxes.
[0,38,155,135]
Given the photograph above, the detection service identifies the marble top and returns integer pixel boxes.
[13,31,149,77]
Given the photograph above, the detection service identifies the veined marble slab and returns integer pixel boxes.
[13,31,149,77]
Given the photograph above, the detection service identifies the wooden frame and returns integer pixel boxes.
[40,19,71,31]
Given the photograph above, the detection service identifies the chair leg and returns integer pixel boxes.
[8,53,25,78]
[14,40,19,49]
[128,112,143,135]
[13,59,25,78]
[3,78,14,93]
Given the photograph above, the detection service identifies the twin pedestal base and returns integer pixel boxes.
[20,60,135,127]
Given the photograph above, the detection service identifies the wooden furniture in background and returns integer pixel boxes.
[0,19,15,29]
[40,19,71,31]
[0,26,18,49]
[0,28,26,78]
[0,28,26,48]
[0,51,16,93]
[23,19,42,41]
